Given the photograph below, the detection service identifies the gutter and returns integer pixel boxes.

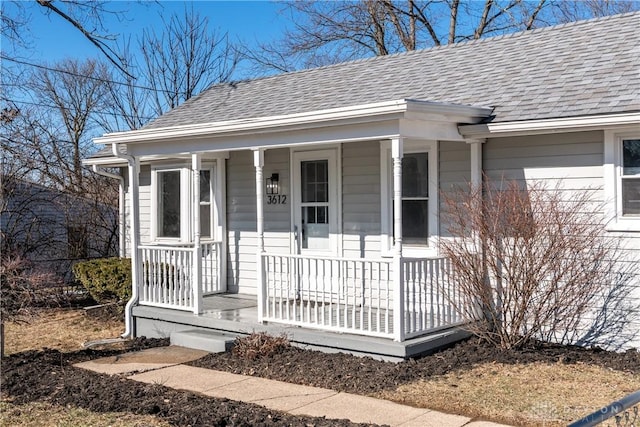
[459,112,640,138]
[94,99,493,146]
[109,143,140,339]
[91,165,125,258]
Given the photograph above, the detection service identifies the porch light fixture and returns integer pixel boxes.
[266,173,279,195]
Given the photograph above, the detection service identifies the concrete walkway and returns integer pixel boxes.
[75,346,511,427]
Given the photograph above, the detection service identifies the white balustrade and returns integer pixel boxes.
[401,257,463,338]
[262,254,462,340]
[138,241,222,312]
[201,241,223,295]
[138,243,461,340]
[262,254,394,337]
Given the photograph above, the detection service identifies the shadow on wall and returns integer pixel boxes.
[576,265,640,351]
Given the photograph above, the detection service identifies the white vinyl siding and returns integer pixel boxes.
[483,131,640,350]
[226,151,258,293]
[438,141,471,239]
[226,149,291,294]
[342,141,381,258]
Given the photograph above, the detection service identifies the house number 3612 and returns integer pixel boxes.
[267,195,287,205]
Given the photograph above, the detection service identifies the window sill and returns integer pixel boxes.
[380,247,441,259]
[605,218,640,232]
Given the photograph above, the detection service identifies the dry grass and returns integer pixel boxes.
[375,361,640,426]
[3,308,124,355]
[0,400,170,427]
[1,310,165,426]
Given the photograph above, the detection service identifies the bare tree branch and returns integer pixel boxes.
[34,0,132,78]
[245,0,638,75]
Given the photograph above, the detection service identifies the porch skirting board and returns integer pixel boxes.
[131,302,470,361]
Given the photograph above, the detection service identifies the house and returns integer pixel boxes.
[85,12,640,359]
[1,176,119,281]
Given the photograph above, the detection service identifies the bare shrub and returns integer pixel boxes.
[0,254,63,356]
[439,178,624,350]
[232,332,290,360]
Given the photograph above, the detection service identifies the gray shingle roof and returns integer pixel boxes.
[145,12,640,130]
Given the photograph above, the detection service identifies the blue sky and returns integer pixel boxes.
[13,1,288,78]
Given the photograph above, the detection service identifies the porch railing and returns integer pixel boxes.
[401,257,463,339]
[262,254,395,338]
[262,253,463,340]
[138,241,222,312]
[201,241,223,295]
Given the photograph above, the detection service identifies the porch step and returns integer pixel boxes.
[170,329,236,353]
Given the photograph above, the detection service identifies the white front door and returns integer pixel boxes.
[292,149,338,255]
[292,149,339,301]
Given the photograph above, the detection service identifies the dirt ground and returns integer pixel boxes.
[190,337,640,394]
[3,334,639,426]
[0,339,371,427]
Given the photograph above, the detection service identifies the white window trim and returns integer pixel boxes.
[198,162,219,241]
[380,139,439,257]
[151,164,190,243]
[290,146,341,256]
[150,161,222,243]
[604,129,640,232]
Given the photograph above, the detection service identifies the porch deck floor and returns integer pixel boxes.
[201,293,258,321]
[133,293,468,361]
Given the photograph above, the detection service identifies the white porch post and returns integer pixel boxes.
[468,138,485,191]
[192,153,203,314]
[467,138,486,321]
[467,138,486,246]
[254,149,265,322]
[391,136,405,342]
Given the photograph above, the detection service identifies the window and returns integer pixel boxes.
[621,139,640,216]
[151,163,218,241]
[381,140,438,255]
[200,169,213,238]
[401,153,430,245]
[604,131,640,231]
[157,170,181,238]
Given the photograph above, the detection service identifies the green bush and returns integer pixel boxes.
[72,258,132,304]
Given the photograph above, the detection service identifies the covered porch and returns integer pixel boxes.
[97,99,491,350]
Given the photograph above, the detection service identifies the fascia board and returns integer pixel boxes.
[94,99,492,146]
[94,100,412,145]
[126,119,402,157]
[459,112,640,138]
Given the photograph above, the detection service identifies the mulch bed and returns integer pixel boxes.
[189,337,640,395]
[0,338,371,427]
[2,336,639,426]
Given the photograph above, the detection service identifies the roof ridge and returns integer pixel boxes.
[222,10,638,88]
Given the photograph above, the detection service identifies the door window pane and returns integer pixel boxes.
[301,160,328,202]
[300,159,330,250]
[158,171,181,238]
